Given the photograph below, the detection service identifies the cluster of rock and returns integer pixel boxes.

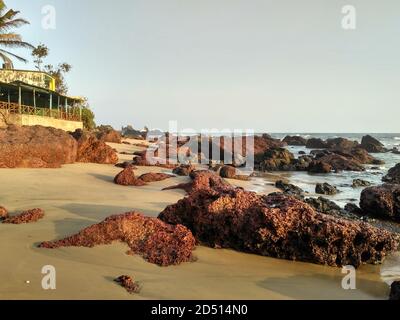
[39,211,196,266]
[0,125,118,168]
[159,170,399,267]
[114,166,173,186]
[95,125,121,143]
[1,208,45,224]
[114,275,140,294]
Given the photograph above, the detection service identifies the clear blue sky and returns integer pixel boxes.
[7,0,400,132]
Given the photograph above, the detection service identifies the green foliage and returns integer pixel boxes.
[44,63,72,94]
[80,98,96,130]
[31,43,49,70]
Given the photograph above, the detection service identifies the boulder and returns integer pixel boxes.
[352,179,371,188]
[390,281,400,300]
[114,275,140,294]
[315,183,338,195]
[360,135,387,153]
[219,165,238,179]
[138,173,173,183]
[256,148,295,171]
[0,206,8,220]
[96,125,121,143]
[311,153,364,172]
[326,138,359,152]
[39,211,196,266]
[360,184,400,221]
[282,135,308,146]
[383,163,400,184]
[172,164,195,176]
[114,166,146,186]
[71,129,118,164]
[344,203,364,216]
[159,182,399,267]
[0,125,77,168]
[305,197,342,216]
[2,208,44,224]
[306,138,328,149]
[308,161,332,173]
[275,180,304,198]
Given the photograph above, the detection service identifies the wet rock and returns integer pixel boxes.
[389,281,400,300]
[96,125,121,143]
[360,184,400,221]
[315,183,338,195]
[360,135,387,153]
[0,125,77,168]
[71,129,118,164]
[159,186,399,268]
[344,203,364,216]
[311,153,364,172]
[138,172,173,183]
[306,138,328,149]
[282,135,308,146]
[0,206,8,220]
[305,197,342,215]
[326,138,359,152]
[39,211,196,266]
[256,148,295,171]
[173,164,195,176]
[219,165,237,179]
[352,179,371,188]
[275,180,304,198]
[382,163,400,184]
[114,275,140,294]
[308,161,333,173]
[2,208,44,224]
[299,151,306,155]
[114,166,146,186]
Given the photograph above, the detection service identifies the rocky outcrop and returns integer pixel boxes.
[2,208,44,224]
[114,275,140,294]
[114,166,146,186]
[383,164,400,184]
[219,165,237,178]
[360,135,387,153]
[0,125,77,168]
[311,153,364,172]
[256,148,295,171]
[282,136,308,146]
[315,183,338,195]
[39,212,196,267]
[275,180,304,198]
[0,206,8,220]
[305,197,342,216]
[352,179,371,188]
[326,138,359,152]
[360,184,400,221]
[159,173,399,267]
[71,129,118,164]
[308,161,332,173]
[138,172,173,183]
[390,281,400,300]
[173,164,195,176]
[306,138,328,149]
[96,125,121,143]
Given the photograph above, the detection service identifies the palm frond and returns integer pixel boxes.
[0,48,28,63]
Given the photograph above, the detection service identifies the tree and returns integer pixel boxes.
[0,0,34,68]
[44,63,72,95]
[31,43,49,70]
[80,98,96,130]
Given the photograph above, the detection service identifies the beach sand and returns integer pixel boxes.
[0,140,392,300]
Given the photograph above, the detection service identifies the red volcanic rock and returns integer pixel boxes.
[159,184,399,268]
[360,184,400,221]
[39,212,196,266]
[0,206,8,220]
[2,208,44,224]
[114,166,146,186]
[326,137,359,152]
[96,126,121,143]
[256,147,295,171]
[71,129,118,164]
[138,172,173,183]
[114,275,140,294]
[0,125,77,168]
[312,153,364,172]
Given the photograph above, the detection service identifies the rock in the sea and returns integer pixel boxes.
[344,203,364,216]
[159,172,399,267]
[0,125,77,168]
[315,183,338,195]
[275,180,304,198]
[256,148,295,171]
[326,138,359,152]
[305,197,342,216]
[114,275,140,294]
[361,135,387,153]
[39,212,196,266]
[96,125,121,143]
[390,281,400,300]
[173,164,195,176]
[308,161,332,173]
[138,172,173,183]
[0,206,8,220]
[2,208,44,224]
[352,179,371,188]
[306,138,328,149]
[114,166,146,186]
[71,129,118,164]
[311,153,364,172]
[282,135,308,146]
[382,163,400,184]
[360,184,400,221]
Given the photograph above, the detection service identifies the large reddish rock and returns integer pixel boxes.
[158,172,399,267]
[114,166,146,186]
[71,129,118,164]
[172,164,195,176]
[256,148,295,171]
[311,153,364,172]
[360,184,400,221]
[282,135,307,146]
[39,212,196,266]
[0,125,77,168]
[0,206,8,220]
[96,125,121,143]
[138,172,173,183]
[2,208,44,224]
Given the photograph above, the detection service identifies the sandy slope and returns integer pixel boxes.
[0,140,391,299]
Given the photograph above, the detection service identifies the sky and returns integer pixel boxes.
[6,0,400,133]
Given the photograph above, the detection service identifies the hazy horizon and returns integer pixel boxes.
[7,0,400,133]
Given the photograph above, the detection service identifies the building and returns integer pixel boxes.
[0,69,84,131]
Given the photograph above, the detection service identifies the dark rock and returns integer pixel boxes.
[390,281,400,300]
[275,180,304,198]
[308,161,333,173]
[96,125,121,143]
[360,135,387,153]
[114,166,146,186]
[39,211,196,266]
[219,165,237,179]
[305,197,342,215]
[114,275,140,294]
[256,148,295,171]
[299,151,306,155]
[172,164,195,176]
[344,203,364,216]
[360,184,400,221]
[282,135,308,146]
[326,138,359,152]
[352,179,371,188]
[306,138,328,149]
[2,208,44,224]
[383,163,400,184]
[315,183,338,195]
[311,153,364,172]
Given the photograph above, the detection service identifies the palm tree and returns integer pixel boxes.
[0,0,33,68]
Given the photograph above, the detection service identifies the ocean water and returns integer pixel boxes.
[267,133,400,207]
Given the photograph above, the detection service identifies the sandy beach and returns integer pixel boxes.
[0,140,392,300]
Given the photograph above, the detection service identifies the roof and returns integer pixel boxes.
[0,68,55,79]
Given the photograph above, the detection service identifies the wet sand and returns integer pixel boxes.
[0,140,392,299]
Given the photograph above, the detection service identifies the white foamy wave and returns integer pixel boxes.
[394,137,400,140]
